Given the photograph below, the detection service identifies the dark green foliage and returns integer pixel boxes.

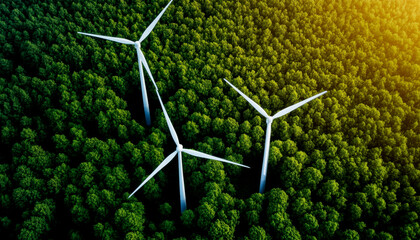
[1,0,420,239]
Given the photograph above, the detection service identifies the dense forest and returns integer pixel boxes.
[1,0,420,239]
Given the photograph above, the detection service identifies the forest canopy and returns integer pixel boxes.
[1,0,420,239]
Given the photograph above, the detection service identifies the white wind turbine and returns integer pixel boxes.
[223,78,327,193]
[78,0,173,126]
[128,89,250,213]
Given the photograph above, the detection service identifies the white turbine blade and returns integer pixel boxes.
[183,149,250,169]
[138,49,158,90]
[128,151,177,198]
[156,90,180,145]
[273,91,327,119]
[178,152,187,213]
[135,49,151,126]
[259,122,272,193]
[78,32,135,45]
[140,0,173,42]
[223,78,269,118]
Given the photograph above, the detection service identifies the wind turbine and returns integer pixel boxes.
[223,78,327,193]
[78,0,173,126]
[128,89,250,213]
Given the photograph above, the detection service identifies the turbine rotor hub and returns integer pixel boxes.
[266,117,273,124]
[176,144,183,152]
[134,41,141,48]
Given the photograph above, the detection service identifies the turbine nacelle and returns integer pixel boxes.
[177,144,184,153]
[134,41,141,49]
[266,116,274,124]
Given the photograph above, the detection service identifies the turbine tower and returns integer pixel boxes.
[129,89,250,213]
[78,0,173,126]
[223,78,327,193]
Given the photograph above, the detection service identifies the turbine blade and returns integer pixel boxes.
[128,151,177,198]
[223,78,269,118]
[183,149,250,168]
[140,0,173,42]
[138,49,158,90]
[273,91,328,119]
[78,32,135,45]
[156,90,180,145]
